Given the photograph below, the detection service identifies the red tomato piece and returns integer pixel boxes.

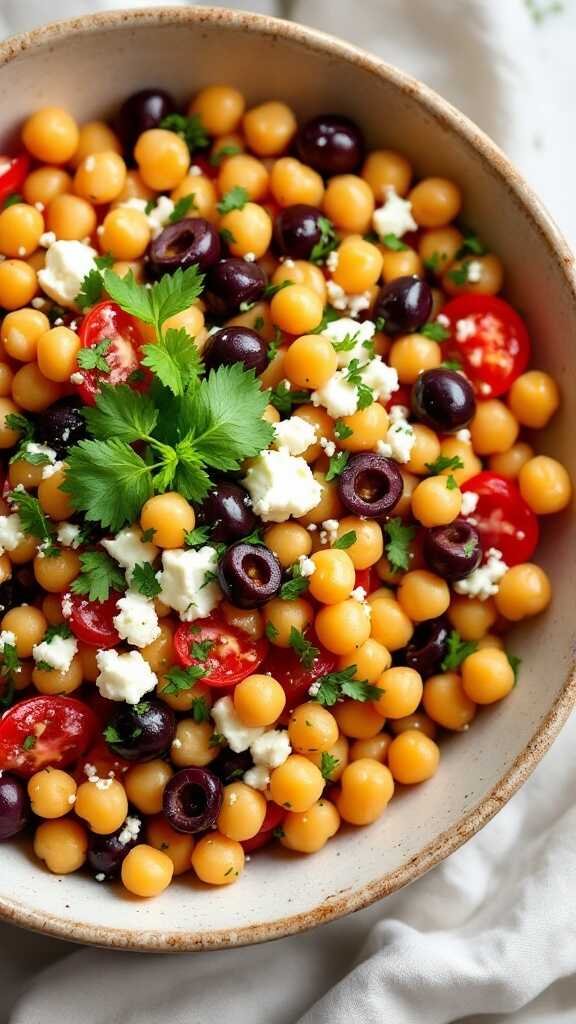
[241,802,286,853]
[386,384,411,411]
[72,738,131,785]
[174,614,268,687]
[354,568,374,594]
[75,300,148,404]
[65,591,121,648]
[461,471,539,565]
[0,153,30,203]
[0,695,97,777]
[441,294,530,399]
[263,642,337,711]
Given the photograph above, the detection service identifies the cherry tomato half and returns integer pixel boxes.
[263,642,337,711]
[461,471,539,565]
[441,294,530,399]
[0,695,97,777]
[75,300,148,404]
[0,153,30,203]
[386,384,412,412]
[241,801,285,853]
[65,591,121,648]
[174,614,268,687]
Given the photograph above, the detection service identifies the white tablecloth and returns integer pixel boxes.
[2,2,576,1021]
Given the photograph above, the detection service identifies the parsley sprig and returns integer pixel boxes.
[159,113,209,153]
[310,216,338,264]
[8,490,58,556]
[441,631,478,672]
[217,186,249,214]
[288,627,319,668]
[383,518,416,573]
[312,666,382,707]
[70,551,126,603]
[131,563,162,599]
[160,664,207,696]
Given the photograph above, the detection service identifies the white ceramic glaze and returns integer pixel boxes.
[0,7,574,952]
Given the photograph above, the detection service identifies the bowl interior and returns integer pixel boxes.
[0,7,574,951]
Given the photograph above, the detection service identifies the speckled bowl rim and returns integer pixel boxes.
[0,4,574,953]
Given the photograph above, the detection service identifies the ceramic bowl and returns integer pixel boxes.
[0,6,574,952]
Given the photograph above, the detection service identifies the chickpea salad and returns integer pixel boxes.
[0,85,569,897]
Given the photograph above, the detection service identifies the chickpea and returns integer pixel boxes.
[380,247,423,283]
[272,260,327,302]
[146,815,194,876]
[281,798,340,853]
[46,194,97,241]
[323,175,374,234]
[2,605,47,657]
[219,202,272,259]
[121,844,174,897]
[27,768,77,818]
[439,437,482,484]
[369,596,413,651]
[0,397,26,448]
[263,597,313,647]
[33,818,87,874]
[332,235,383,293]
[190,85,245,135]
[387,730,440,784]
[140,492,195,548]
[124,759,173,815]
[314,598,371,654]
[470,400,519,455]
[37,326,81,383]
[0,260,38,310]
[41,593,65,626]
[306,733,349,781]
[390,713,437,739]
[448,595,497,640]
[269,754,324,812]
[308,549,356,605]
[22,107,79,164]
[73,151,127,205]
[333,700,386,740]
[408,177,462,228]
[495,563,551,621]
[339,403,389,452]
[507,370,559,428]
[37,465,73,520]
[349,733,392,763]
[336,758,394,825]
[335,518,383,570]
[518,456,571,514]
[412,475,462,527]
[0,363,14,398]
[100,207,151,260]
[288,702,339,754]
[418,226,463,275]
[443,254,504,297]
[264,522,312,568]
[217,782,267,841]
[361,149,413,198]
[0,204,44,259]
[141,621,175,675]
[233,673,286,728]
[134,129,189,190]
[171,173,218,222]
[283,333,338,390]
[32,656,83,696]
[192,832,245,885]
[75,778,128,835]
[339,638,391,683]
[373,666,423,719]
[243,101,297,156]
[489,442,534,480]
[170,719,220,768]
[78,642,99,682]
[406,424,441,475]
[389,334,442,383]
[218,153,269,202]
[270,157,324,207]
[23,167,72,208]
[423,672,477,730]
[9,533,38,565]
[461,647,515,704]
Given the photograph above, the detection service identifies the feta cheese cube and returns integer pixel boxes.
[273,415,317,456]
[157,546,222,621]
[102,525,159,580]
[0,630,16,652]
[211,696,264,753]
[119,196,175,237]
[56,522,81,548]
[95,649,158,703]
[33,634,78,672]
[454,548,508,601]
[461,491,479,516]
[360,358,399,403]
[113,591,161,649]
[311,369,359,418]
[251,729,291,769]
[243,765,270,790]
[38,240,98,309]
[372,186,417,239]
[0,514,24,554]
[242,449,322,523]
[322,316,376,368]
[326,280,371,319]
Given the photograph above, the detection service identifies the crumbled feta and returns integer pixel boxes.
[95,649,157,703]
[157,546,222,622]
[312,369,359,418]
[322,317,376,368]
[38,240,98,309]
[171,737,182,749]
[189,165,203,176]
[467,261,482,283]
[461,491,479,517]
[95,873,106,882]
[273,415,317,456]
[251,729,291,770]
[24,442,57,465]
[119,196,175,238]
[322,519,340,546]
[297,554,316,578]
[0,514,24,554]
[437,313,450,328]
[32,634,78,672]
[360,358,399,403]
[41,460,64,480]
[69,372,84,386]
[243,765,270,791]
[372,186,417,239]
[456,428,472,443]
[243,251,256,262]
[117,816,141,846]
[0,630,16,652]
[242,449,322,523]
[377,407,415,463]
[102,525,159,580]
[454,548,509,601]
[61,593,73,619]
[31,297,47,309]
[113,591,161,649]
[326,280,371,319]
[326,250,339,272]
[39,231,57,248]
[56,522,81,549]
[211,696,264,753]
[319,437,336,458]
[455,318,477,342]
[351,586,367,603]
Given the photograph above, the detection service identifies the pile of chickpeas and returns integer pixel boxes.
[0,82,571,899]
